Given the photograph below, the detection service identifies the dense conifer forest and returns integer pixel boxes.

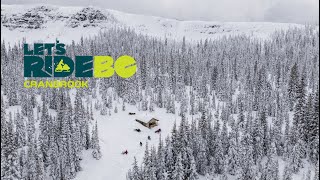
[1,26,319,179]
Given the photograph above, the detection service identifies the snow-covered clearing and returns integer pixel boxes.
[76,104,182,180]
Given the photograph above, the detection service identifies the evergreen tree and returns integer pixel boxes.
[15,111,26,149]
[92,121,102,160]
[292,71,307,144]
[283,163,293,180]
[314,161,319,180]
[309,87,319,163]
[288,63,299,111]
[2,115,20,180]
[131,157,142,180]
[171,153,184,180]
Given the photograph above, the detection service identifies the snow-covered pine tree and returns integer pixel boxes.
[92,121,102,160]
[309,87,319,163]
[288,63,299,111]
[2,113,20,179]
[171,153,184,180]
[292,70,307,145]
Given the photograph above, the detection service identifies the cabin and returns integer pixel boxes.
[135,118,159,129]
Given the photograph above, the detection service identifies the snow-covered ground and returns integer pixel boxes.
[66,88,184,180]
[76,104,181,180]
[4,88,316,180]
[4,88,183,180]
[1,4,304,44]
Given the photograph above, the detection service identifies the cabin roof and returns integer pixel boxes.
[149,118,159,121]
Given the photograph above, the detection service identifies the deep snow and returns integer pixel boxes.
[70,89,184,180]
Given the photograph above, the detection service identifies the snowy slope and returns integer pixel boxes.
[1,4,303,44]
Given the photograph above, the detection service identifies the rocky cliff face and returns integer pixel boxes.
[1,5,118,30]
[2,6,47,29]
[67,7,117,28]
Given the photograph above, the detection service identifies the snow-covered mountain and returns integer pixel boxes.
[1,4,303,44]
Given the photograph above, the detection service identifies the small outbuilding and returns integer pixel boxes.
[135,118,159,129]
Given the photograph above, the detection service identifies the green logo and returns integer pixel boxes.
[24,40,137,78]
[23,40,137,88]
[55,59,71,72]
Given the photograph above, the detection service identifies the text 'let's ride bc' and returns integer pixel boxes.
[23,40,137,88]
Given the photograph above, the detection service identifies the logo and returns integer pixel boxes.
[55,59,71,72]
[23,40,137,88]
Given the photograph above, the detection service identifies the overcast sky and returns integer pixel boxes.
[1,0,319,24]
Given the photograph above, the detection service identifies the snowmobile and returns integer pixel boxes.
[134,128,141,132]
[122,150,128,155]
[155,128,161,133]
[129,112,136,115]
